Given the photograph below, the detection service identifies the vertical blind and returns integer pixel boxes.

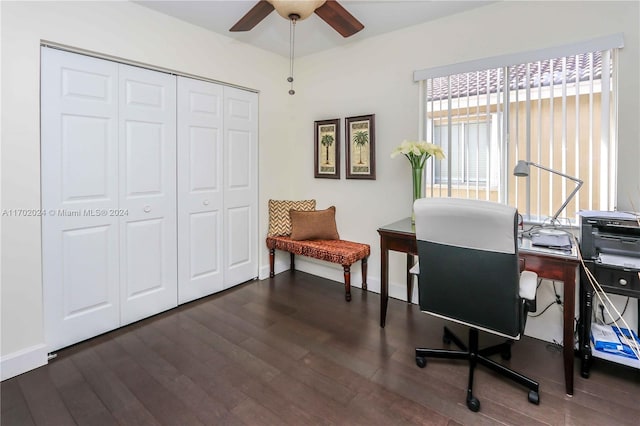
[414,35,623,224]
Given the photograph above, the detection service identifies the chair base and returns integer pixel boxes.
[415,326,540,412]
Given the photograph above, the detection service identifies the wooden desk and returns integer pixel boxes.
[378,217,579,396]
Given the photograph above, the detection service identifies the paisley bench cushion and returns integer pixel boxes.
[266,236,370,266]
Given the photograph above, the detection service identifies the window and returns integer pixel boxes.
[433,121,492,185]
[415,35,622,224]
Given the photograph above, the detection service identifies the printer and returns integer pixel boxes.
[578,210,640,377]
[579,210,640,297]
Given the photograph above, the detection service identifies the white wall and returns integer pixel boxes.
[287,1,640,343]
[0,0,291,378]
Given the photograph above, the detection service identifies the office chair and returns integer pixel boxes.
[412,198,540,412]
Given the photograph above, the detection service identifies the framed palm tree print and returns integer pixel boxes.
[314,119,340,179]
[346,114,375,179]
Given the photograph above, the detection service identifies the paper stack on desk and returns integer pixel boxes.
[531,233,572,249]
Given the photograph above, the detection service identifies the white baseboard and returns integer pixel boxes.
[259,257,418,304]
[258,264,270,280]
[1,344,48,381]
[286,258,416,302]
[258,259,290,280]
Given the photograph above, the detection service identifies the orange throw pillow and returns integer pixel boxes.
[289,206,340,240]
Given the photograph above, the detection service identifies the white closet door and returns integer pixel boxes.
[41,48,120,351]
[223,87,258,287]
[118,64,177,325]
[177,77,224,304]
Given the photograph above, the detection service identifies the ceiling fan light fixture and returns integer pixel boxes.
[268,0,326,21]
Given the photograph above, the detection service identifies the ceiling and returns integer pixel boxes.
[135,0,495,58]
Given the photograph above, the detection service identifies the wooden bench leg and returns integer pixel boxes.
[361,257,368,291]
[269,249,275,278]
[343,265,352,302]
[290,252,295,272]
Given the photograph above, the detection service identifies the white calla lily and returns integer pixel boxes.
[390,140,445,169]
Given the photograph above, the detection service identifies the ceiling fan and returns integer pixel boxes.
[230,0,364,38]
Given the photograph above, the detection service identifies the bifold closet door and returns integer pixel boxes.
[177,77,224,304]
[42,48,256,351]
[223,87,258,287]
[118,64,177,325]
[42,48,120,351]
[177,80,258,299]
[42,48,178,350]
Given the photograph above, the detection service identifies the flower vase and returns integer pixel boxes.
[411,165,423,224]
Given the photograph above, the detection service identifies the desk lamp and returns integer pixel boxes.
[513,160,583,227]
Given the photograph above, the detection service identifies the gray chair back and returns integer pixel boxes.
[413,198,523,339]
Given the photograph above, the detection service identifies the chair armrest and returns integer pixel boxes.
[519,270,537,301]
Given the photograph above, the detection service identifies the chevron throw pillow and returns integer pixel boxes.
[268,199,316,237]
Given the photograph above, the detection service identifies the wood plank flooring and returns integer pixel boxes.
[2,271,639,425]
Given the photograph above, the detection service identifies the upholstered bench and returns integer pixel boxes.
[266,199,370,301]
[266,236,369,301]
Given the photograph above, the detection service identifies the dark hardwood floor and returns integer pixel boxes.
[2,271,639,425]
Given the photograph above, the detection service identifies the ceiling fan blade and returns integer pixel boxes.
[229,1,275,32]
[314,0,364,38]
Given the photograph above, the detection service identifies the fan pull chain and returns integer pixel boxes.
[288,15,298,95]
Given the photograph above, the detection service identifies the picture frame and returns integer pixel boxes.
[314,118,340,179]
[345,114,376,179]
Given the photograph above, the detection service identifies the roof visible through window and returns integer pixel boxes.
[427,51,607,101]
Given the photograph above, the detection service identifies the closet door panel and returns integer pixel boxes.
[223,87,258,288]
[118,64,177,325]
[227,206,251,268]
[41,48,120,351]
[177,77,224,303]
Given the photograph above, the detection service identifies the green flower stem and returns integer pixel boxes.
[412,165,424,202]
[411,164,424,224]
[404,153,431,170]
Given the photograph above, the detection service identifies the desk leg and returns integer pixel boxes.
[406,254,414,304]
[562,265,576,396]
[380,241,389,328]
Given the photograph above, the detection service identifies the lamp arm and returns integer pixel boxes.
[526,161,583,184]
[551,179,584,224]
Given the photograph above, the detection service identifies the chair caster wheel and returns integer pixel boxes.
[528,390,540,405]
[466,396,480,412]
[415,356,426,368]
